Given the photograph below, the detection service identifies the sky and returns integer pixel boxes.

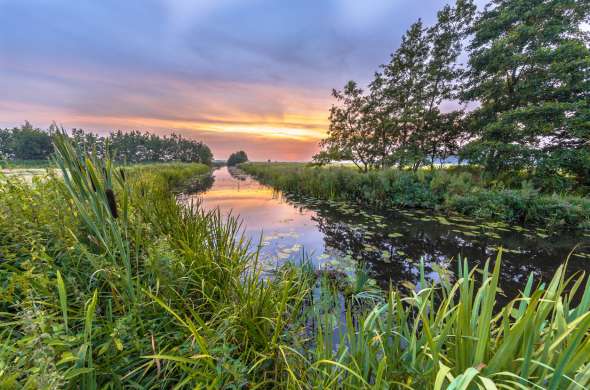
[0,0,485,161]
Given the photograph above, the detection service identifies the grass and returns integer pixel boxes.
[240,162,590,230]
[1,137,590,388]
[0,159,54,169]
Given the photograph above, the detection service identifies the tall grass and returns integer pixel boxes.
[1,138,590,388]
[241,162,590,230]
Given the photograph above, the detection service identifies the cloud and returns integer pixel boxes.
[0,0,471,160]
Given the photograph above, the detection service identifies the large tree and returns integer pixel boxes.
[377,20,430,169]
[462,0,590,183]
[378,1,475,170]
[317,1,475,171]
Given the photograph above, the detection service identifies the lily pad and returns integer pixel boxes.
[436,216,452,225]
[388,232,404,238]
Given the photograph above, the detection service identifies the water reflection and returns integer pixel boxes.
[188,167,590,300]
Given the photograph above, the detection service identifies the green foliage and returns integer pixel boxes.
[242,162,590,229]
[284,254,590,388]
[461,0,590,181]
[0,121,53,161]
[71,128,214,165]
[227,150,248,166]
[0,123,213,164]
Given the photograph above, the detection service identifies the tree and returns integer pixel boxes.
[461,0,590,183]
[9,122,54,160]
[423,110,468,167]
[0,128,12,159]
[227,151,248,166]
[377,20,430,169]
[316,1,475,172]
[318,81,380,171]
[378,1,475,170]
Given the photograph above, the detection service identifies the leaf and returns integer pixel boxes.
[64,367,95,380]
[56,270,68,332]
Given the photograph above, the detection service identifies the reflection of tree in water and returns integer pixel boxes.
[227,166,247,181]
[183,173,215,193]
[286,195,590,301]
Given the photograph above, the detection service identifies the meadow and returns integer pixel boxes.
[1,137,590,388]
[241,162,590,231]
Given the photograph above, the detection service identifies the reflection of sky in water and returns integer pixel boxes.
[187,167,339,271]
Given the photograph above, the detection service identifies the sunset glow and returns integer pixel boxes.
[0,0,484,160]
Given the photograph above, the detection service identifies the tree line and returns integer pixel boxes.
[0,122,213,165]
[316,0,589,188]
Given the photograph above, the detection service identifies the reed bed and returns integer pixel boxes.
[0,137,589,388]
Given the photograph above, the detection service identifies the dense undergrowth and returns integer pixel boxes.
[241,163,590,230]
[1,138,590,388]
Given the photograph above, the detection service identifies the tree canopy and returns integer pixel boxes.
[0,123,213,165]
[227,151,249,166]
[461,0,590,186]
[0,121,53,160]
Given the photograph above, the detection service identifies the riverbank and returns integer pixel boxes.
[241,162,590,230]
[2,139,590,388]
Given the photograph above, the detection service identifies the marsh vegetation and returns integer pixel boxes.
[1,0,589,387]
[2,139,590,388]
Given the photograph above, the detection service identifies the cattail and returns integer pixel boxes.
[89,175,97,192]
[76,160,83,173]
[119,168,126,182]
[105,188,118,219]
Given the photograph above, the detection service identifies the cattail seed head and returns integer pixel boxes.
[105,188,118,219]
[89,175,97,192]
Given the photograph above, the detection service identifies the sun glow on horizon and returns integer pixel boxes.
[55,111,328,145]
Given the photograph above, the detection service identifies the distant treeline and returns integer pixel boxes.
[0,122,213,164]
[317,0,589,191]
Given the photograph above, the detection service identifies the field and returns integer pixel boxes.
[1,137,590,388]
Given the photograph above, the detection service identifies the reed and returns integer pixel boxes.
[1,137,589,388]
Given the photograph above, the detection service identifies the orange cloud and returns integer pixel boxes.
[0,64,333,160]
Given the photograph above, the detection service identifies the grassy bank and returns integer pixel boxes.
[0,159,53,169]
[241,162,590,230]
[2,139,590,388]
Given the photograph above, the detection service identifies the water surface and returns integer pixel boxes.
[186,167,590,297]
